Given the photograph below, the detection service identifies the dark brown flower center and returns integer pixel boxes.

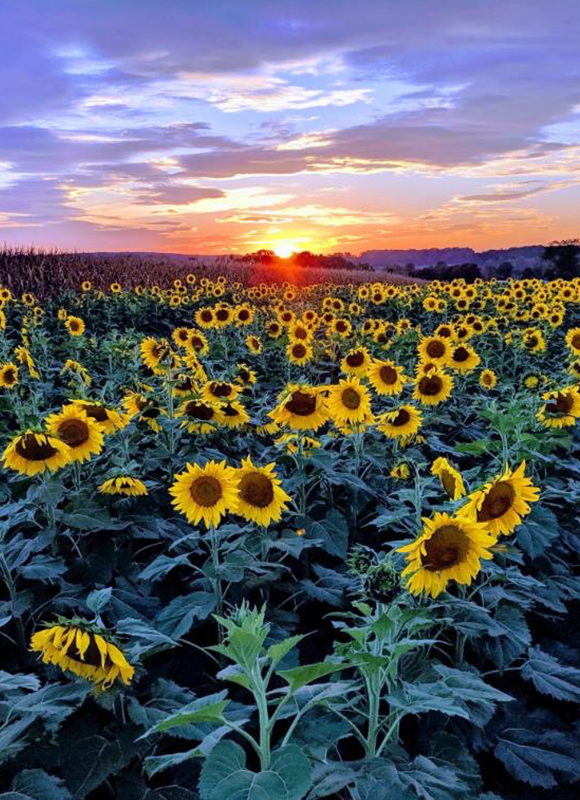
[571,334,580,349]
[546,392,574,415]
[419,376,443,396]
[190,476,222,506]
[201,310,213,322]
[294,327,308,340]
[477,481,515,521]
[210,382,232,398]
[3,368,16,383]
[286,391,316,416]
[379,365,397,385]
[185,401,214,420]
[175,378,194,392]
[222,404,240,418]
[216,309,229,322]
[15,434,58,460]
[426,340,445,358]
[440,470,457,497]
[421,525,469,571]
[191,336,204,350]
[238,369,250,383]
[58,419,89,448]
[453,347,470,362]
[525,336,538,349]
[335,321,347,333]
[391,408,410,426]
[341,387,361,409]
[346,351,365,367]
[292,344,307,358]
[82,404,109,422]
[239,472,274,508]
[238,309,250,321]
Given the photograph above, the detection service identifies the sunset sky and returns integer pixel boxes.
[1,1,579,255]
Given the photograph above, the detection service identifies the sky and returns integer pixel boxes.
[0,1,579,256]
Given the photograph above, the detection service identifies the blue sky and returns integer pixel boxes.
[1,0,579,254]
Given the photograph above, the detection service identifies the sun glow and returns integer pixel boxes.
[271,242,296,258]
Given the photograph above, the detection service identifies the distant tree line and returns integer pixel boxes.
[242,250,374,271]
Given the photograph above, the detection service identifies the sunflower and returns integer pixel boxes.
[460,460,540,536]
[196,307,215,328]
[331,318,352,338]
[246,335,263,354]
[140,337,167,370]
[0,363,19,388]
[122,392,165,432]
[30,621,134,690]
[326,377,373,426]
[235,363,257,387]
[479,369,497,390]
[413,369,453,405]
[286,340,313,365]
[521,328,546,353]
[274,432,320,455]
[269,384,328,431]
[565,327,580,356]
[201,380,241,404]
[176,398,221,433]
[81,280,92,292]
[448,344,480,373]
[567,360,580,381]
[537,386,580,428]
[431,457,466,500]
[288,322,312,343]
[72,400,127,434]
[186,330,209,356]
[219,400,250,428]
[45,405,104,463]
[169,459,238,528]
[2,431,71,475]
[266,320,283,339]
[65,316,85,336]
[172,327,193,348]
[99,476,148,496]
[15,347,40,379]
[376,404,422,440]
[368,359,407,396]
[397,512,497,598]
[417,335,451,365]
[391,462,410,480]
[341,347,371,377]
[233,456,291,527]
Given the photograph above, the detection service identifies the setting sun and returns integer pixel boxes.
[271,242,296,259]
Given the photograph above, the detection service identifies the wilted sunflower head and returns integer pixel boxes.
[30,618,134,690]
[431,457,466,500]
[99,475,148,496]
[2,430,71,476]
[537,386,580,428]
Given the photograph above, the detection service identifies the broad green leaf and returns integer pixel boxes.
[147,692,230,735]
[86,587,112,613]
[521,647,580,702]
[278,662,344,692]
[267,635,305,668]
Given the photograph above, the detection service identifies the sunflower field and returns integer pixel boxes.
[1,270,580,800]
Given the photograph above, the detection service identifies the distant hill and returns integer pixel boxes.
[351,246,545,271]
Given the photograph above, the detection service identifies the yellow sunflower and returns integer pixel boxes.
[413,369,453,405]
[169,459,238,529]
[368,359,407,396]
[72,400,127,434]
[376,404,422,439]
[398,512,497,598]
[269,384,328,431]
[45,405,104,463]
[2,431,71,476]
[565,327,580,356]
[233,456,291,527]
[479,369,497,390]
[286,340,313,365]
[176,398,221,433]
[460,460,540,536]
[195,307,215,328]
[0,363,19,389]
[417,335,451,365]
[391,462,410,480]
[448,344,480,373]
[30,622,134,690]
[186,330,209,356]
[99,476,148,496]
[431,457,466,500]
[326,377,374,426]
[235,363,257,387]
[341,347,372,377]
[246,335,263,354]
[219,400,250,428]
[537,386,580,428]
[201,380,241,404]
[65,316,85,336]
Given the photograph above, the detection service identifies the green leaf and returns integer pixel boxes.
[10,770,71,800]
[521,647,580,702]
[144,724,232,776]
[148,692,230,735]
[198,741,311,800]
[516,506,558,559]
[495,726,580,788]
[278,662,344,693]
[267,635,305,668]
[0,671,41,693]
[86,587,112,613]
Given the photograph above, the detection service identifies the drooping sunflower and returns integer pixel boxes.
[286,340,313,365]
[431,457,466,500]
[45,405,104,463]
[30,620,134,690]
[391,462,410,480]
[2,431,71,476]
[537,386,580,428]
[176,398,221,433]
[201,380,241,404]
[326,377,374,426]
[417,335,451,365]
[479,369,497,390]
[269,384,328,431]
[140,337,168,370]
[341,347,372,377]
[219,400,250,428]
[246,335,263,355]
[99,475,148,496]
[448,344,480,373]
[376,404,423,440]
[235,363,257,387]
[169,459,238,529]
[565,327,580,356]
[72,400,127,435]
[368,359,407,396]
[0,362,19,388]
[413,369,453,405]
[397,512,497,598]
[122,392,165,432]
[186,330,209,356]
[172,327,193,348]
[65,316,85,336]
[460,460,540,537]
[233,456,291,527]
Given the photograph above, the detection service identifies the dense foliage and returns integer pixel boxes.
[0,271,579,800]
